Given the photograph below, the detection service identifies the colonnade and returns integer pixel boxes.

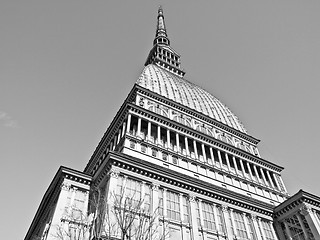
[124,114,284,193]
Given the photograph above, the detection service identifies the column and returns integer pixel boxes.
[176,133,180,153]
[122,121,126,137]
[147,121,151,141]
[137,117,141,137]
[270,172,280,190]
[221,205,233,238]
[239,159,246,177]
[113,135,117,149]
[266,170,275,188]
[232,156,239,175]
[117,130,121,144]
[284,222,293,240]
[167,129,171,149]
[251,215,263,240]
[189,195,199,240]
[300,205,320,239]
[257,218,267,240]
[157,125,161,145]
[225,153,231,172]
[126,114,131,133]
[209,147,214,165]
[201,144,207,162]
[260,168,268,186]
[253,165,262,184]
[246,162,254,181]
[185,136,189,156]
[193,140,198,159]
[217,150,223,169]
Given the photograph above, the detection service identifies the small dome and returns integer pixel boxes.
[137,64,247,133]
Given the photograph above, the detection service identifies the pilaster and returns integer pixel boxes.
[189,195,199,240]
[300,204,320,239]
[251,215,263,240]
[221,205,233,239]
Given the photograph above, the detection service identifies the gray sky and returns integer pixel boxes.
[1,1,320,239]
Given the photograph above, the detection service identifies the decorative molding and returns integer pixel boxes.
[152,183,160,191]
[109,169,119,179]
[221,205,228,212]
[300,204,312,216]
[189,195,196,202]
[61,182,71,191]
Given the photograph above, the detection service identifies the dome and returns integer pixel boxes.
[137,64,247,133]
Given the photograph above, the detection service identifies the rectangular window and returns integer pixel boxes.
[144,185,151,212]
[261,220,275,240]
[166,191,181,221]
[182,196,190,223]
[247,216,257,240]
[216,206,226,233]
[233,211,248,239]
[202,202,216,231]
[158,189,163,216]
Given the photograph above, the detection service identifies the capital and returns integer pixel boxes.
[152,183,160,191]
[109,169,119,179]
[251,214,257,221]
[221,205,228,212]
[300,204,312,216]
[61,182,71,191]
[189,195,196,202]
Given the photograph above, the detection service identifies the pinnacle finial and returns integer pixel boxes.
[154,6,170,46]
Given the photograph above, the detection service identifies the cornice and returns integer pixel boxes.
[103,151,275,217]
[274,189,320,218]
[84,86,138,173]
[128,103,284,172]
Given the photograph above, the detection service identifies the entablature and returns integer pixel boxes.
[97,151,276,217]
[128,103,284,173]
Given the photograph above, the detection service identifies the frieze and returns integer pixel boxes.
[144,98,258,156]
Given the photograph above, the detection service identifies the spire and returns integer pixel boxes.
[145,7,186,77]
[154,6,170,46]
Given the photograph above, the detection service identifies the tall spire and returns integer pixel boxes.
[154,6,170,46]
[145,7,186,77]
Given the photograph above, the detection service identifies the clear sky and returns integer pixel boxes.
[1,1,320,239]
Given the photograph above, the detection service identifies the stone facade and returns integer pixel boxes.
[25,7,320,240]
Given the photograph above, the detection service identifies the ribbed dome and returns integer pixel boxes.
[137,64,247,133]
